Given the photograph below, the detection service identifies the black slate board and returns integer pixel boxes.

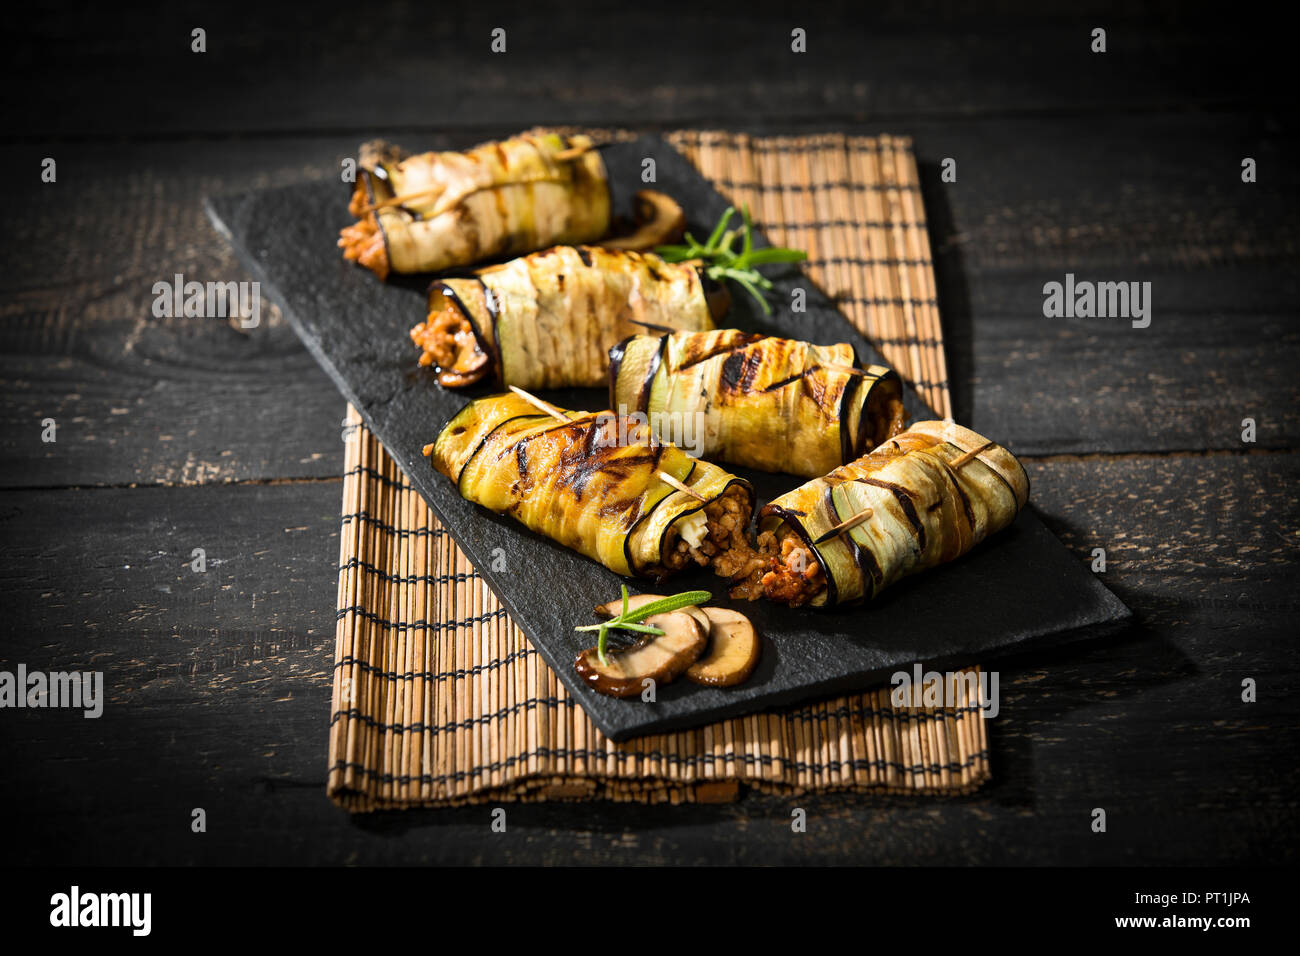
[206,135,1131,740]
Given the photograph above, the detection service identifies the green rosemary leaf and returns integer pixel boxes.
[653,244,694,261]
[584,586,712,667]
[613,590,712,623]
[577,589,712,632]
[575,620,667,636]
[740,205,755,260]
[743,247,809,266]
[705,207,735,250]
[655,207,804,314]
[609,622,666,636]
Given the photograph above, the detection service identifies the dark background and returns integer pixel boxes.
[0,1,1295,864]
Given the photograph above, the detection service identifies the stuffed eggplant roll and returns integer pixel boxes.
[411,246,727,388]
[608,330,907,477]
[427,393,755,580]
[339,132,611,280]
[746,421,1029,606]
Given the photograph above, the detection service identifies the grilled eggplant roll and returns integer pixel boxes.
[609,330,907,477]
[339,132,611,280]
[427,393,755,580]
[411,246,727,388]
[746,421,1029,606]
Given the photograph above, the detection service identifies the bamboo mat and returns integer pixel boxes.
[327,130,981,811]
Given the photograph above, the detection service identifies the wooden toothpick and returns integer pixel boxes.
[509,385,568,422]
[949,441,995,470]
[813,506,874,544]
[657,471,708,502]
[362,187,442,213]
[816,362,866,377]
[813,362,892,381]
[552,143,593,162]
[628,318,675,333]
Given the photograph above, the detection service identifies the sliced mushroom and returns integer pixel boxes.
[598,190,687,251]
[594,593,710,635]
[574,610,706,698]
[686,607,761,687]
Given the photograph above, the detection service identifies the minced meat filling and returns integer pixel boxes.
[718,523,826,605]
[653,486,758,578]
[756,528,826,606]
[869,395,908,448]
[665,488,743,566]
[409,302,490,387]
[652,486,831,605]
[338,182,391,280]
[710,494,766,582]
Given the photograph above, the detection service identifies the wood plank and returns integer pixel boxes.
[1,110,1294,488]
[0,452,1295,863]
[946,277,1299,455]
[0,137,370,488]
[6,3,1287,138]
[900,111,1299,447]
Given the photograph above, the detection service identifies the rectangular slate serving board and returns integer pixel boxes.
[206,134,1131,740]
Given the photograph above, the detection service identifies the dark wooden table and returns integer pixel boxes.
[3,2,1296,865]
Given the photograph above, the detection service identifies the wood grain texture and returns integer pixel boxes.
[6,2,1287,139]
[1,110,1295,490]
[2,0,1295,866]
[0,453,1294,864]
[0,139,355,488]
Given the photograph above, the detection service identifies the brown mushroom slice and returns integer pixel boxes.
[686,608,761,687]
[594,593,710,635]
[574,610,706,698]
[598,190,687,251]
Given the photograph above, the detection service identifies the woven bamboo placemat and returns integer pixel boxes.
[327,130,983,811]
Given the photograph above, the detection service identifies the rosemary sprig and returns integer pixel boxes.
[575,585,713,664]
[655,205,807,314]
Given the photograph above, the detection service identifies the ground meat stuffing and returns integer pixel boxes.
[724,529,775,601]
[655,486,760,580]
[756,528,826,607]
[649,485,831,604]
[710,492,764,580]
[868,395,908,447]
[338,182,391,280]
[409,302,490,387]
